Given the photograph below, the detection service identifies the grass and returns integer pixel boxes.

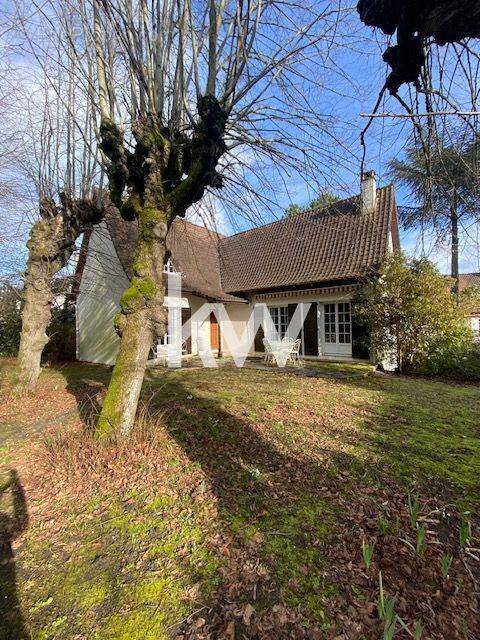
[0,359,479,638]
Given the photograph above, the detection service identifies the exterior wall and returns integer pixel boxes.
[250,289,357,359]
[77,227,366,364]
[188,295,212,354]
[77,222,129,365]
[77,224,214,365]
[220,302,254,356]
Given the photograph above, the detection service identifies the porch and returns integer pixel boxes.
[251,287,370,362]
[148,354,374,379]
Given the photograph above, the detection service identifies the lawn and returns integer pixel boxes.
[0,359,479,639]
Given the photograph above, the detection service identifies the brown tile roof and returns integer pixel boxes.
[459,273,480,315]
[106,214,244,303]
[104,184,399,300]
[219,185,399,293]
[459,273,480,291]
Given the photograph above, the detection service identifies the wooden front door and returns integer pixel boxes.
[210,312,219,350]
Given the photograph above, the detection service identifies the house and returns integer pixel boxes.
[459,273,480,340]
[76,172,400,365]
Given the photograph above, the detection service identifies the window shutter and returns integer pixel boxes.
[254,324,265,352]
[303,302,319,356]
[181,308,192,354]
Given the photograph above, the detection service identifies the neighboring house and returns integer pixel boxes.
[76,172,400,365]
[459,273,480,340]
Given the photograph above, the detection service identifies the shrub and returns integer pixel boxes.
[0,285,22,356]
[355,254,474,374]
[43,309,76,362]
[418,340,480,382]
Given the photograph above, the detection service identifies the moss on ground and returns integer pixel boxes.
[0,359,479,637]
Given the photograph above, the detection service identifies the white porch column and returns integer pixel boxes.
[316,302,323,356]
[166,271,182,368]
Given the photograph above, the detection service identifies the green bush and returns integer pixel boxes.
[0,286,22,356]
[43,310,76,362]
[418,339,480,382]
[355,254,476,377]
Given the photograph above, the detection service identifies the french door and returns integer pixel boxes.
[322,302,352,356]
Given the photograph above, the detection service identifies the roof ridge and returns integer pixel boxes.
[221,185,393,242]
[174,216,225,238]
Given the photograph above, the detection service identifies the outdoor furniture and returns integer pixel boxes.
[263,338,274,363]
[266,337,302,366]
[286,338,302,366]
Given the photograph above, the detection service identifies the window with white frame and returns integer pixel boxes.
[338,302,351,344]
[324,303,337,343]
[163,258,177,273]
[269,306,289,339]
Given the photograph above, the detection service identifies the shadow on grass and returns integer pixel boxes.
[0,470,29,640]
[59,366,358,632]
[61,362,111,428]
[53,363,479,635]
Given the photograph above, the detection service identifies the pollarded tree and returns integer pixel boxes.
[77,0,350,438]
[6,4,115,391]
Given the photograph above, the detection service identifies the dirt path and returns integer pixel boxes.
[0,407,80,449]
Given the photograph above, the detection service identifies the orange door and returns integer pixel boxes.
[210,312,219,350]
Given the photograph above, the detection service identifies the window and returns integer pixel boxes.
[324,303,337,343]
[338,302,351,344]
[269,306,289,339]
[163,258,177,273]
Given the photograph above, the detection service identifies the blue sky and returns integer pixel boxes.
[212,13,479,276]
[1,4,479,280]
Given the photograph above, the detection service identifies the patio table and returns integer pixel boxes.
[268,339,295,365]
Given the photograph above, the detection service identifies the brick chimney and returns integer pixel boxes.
[361,170,377,215]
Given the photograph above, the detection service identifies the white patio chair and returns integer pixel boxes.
[286,338,302,366]
[263,337,274,363]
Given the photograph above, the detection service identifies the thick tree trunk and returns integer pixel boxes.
[16,263,55,391]
[94,105,227,439]
[96,308,154,438]
[16,194,109,392]
[95,205,168,440]
[16,216,63,391]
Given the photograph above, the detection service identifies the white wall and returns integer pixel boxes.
[188,295,212,354]
[220,302,253,356]
[77,227,217,365]
[250,291,354,358]
[77,223,129,365]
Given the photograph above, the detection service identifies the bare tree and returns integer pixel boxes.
[64,0,349,438]
[4,4,114,391]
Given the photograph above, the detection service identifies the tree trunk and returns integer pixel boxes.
[450,193,459,299]
[16,194,108,392]
[96,307,154,438]
[16,216,63,391]
[95,204,168,440]
[16,256,55,391]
